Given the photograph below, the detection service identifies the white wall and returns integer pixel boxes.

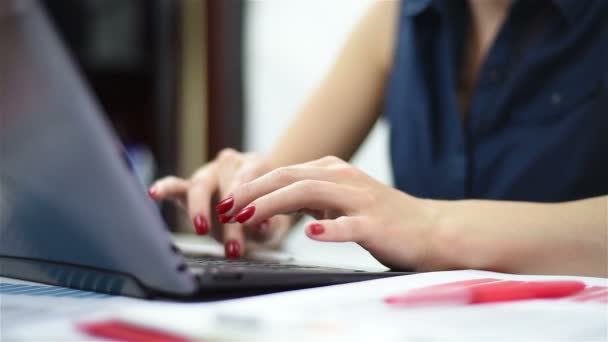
[244,0,391,267]
[244,0,392,185]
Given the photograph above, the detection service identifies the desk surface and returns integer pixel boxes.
[3,228,607,340]
[3,269,608,341]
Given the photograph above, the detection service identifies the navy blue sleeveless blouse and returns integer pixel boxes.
[384,0,608,201]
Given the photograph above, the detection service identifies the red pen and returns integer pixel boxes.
[385,280,586,307]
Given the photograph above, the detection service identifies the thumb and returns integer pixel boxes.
[149,176,189,206]
[305,216,371,243]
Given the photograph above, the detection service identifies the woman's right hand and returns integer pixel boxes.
[148,148,293,258]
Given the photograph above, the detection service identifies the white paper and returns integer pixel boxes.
[4,270,608,341]
[113,270,608,341]
[0,276,143,340]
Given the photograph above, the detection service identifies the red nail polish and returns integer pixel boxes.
[225,239,241,259]
[235,205,256,223]
[148,187,158,200]
[216,197,234,214]
[309,223,325,235]
[219,214,233,224]
[193,215,208,235]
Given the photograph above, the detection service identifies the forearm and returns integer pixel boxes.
[267,1,398,168]
[431,196,608,276]
[268,77,382,168]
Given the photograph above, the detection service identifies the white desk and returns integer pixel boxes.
[3,267,608,341]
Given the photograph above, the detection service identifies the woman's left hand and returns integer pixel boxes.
[217,156,446,271]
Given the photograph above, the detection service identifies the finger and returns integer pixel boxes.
[248,219,272,240]
[230,159,269,190]
[226,166,344,216]
[222,221,246,259]
[245,216,291,251]
[262,217,290,248]
[305,216,371,243]
[232,180,363,226]
[304,155,347,167]
[215,148,241,194]
[186,164,218,236]
[245,216,282,241]
[215,154,270,258]
[149,176,190,201]
[243,219,271,247]
[213,151,248,255]
[216,160,268,216]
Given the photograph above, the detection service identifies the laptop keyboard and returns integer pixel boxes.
[184,254,357,273]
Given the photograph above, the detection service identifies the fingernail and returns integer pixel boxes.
[235,205,256,223]
[219,214,233,224]
[148,187,159,199]
[225,239,241,259]
[257,219,270,232]
[216,196,234,214]
[193,215,209,235]
[309,223,325,235]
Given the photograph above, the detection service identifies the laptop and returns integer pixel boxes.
[0,0,411,300]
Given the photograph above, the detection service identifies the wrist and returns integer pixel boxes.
[422,199,493,271]
[414,198,461,270]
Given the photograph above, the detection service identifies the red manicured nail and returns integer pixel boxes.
[148,187,159,200]
[216,197,234,214]
[193,215,209,235]
[225,239,241,259]
[219,214,233,224]
[309,223,325,235]
[235,205,256,223]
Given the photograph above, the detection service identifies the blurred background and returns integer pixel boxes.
[44,0,391,234]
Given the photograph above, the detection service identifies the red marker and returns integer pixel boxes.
[79,320,190,342]
[385,280,586,307]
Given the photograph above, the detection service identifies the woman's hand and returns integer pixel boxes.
[218,155,608,276]
[219,156,447,271]
[148,148,293,258]
[148,153,607,275]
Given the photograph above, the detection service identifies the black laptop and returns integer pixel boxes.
[0,0,411,300]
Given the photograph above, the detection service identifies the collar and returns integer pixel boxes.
[402,0,434,17]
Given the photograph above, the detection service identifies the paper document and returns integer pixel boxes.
[4,270,608,341]
[0,276,142,339]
